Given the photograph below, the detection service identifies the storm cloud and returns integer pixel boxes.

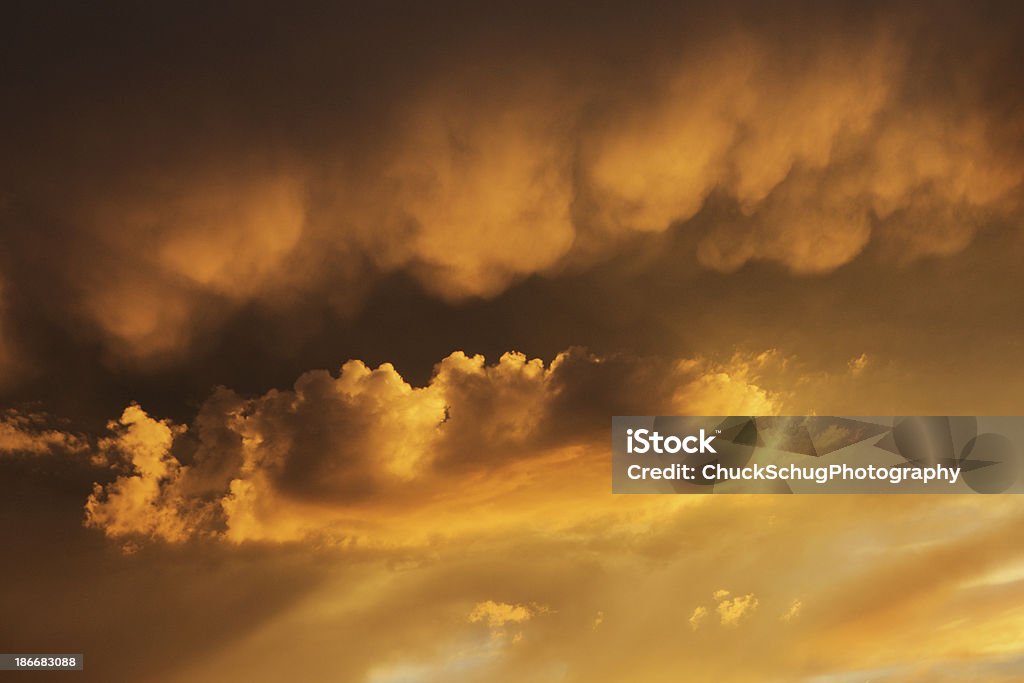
[1,0,1020,372]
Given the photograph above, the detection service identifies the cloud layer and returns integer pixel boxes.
[2,2,1021,365]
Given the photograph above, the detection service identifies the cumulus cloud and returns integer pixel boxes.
[83,348,783,544]
[690,589,762,629]
[84,405,209,542]
[716,592,759,627]
[7,370,1024,682]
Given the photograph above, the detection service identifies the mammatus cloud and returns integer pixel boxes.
[82,348,783,544]
[365,17,1022,292]
[78,172,308,360]
[3,4,1020,364]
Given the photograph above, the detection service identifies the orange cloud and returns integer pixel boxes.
[83,348,784,545]
[0,410,87,456]
[84,405,204,542]
[716,592,759,627]
[468,601,541,630]
[79,170,307,362]
[17,7,1016,368]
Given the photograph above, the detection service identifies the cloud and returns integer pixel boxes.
[467,601,539,629]
[146,495,1024,683]
[2,6,1024,681]
[0,410,87,456]
[2,3,1020,367]
[673,351,785,416]
[469,600,548,645]
[695,589,761,628]
[689,605,709,631]
[8,390,1024,682]
[357,81,578,300]
[780,599,802,623]
[82,348,784,544]
[77,170,308,361]
[848,353,870,375]
[717,592,759,626]
[84,405,209,542]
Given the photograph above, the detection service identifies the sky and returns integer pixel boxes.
[1,1,1023,681]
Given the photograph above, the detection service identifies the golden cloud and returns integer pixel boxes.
[0,410,87,456]
[688,605,709,631]
[78,170,307,361]
[467,601,538,629]
[84,405,199,542]
[716,592,759,627]
[82,348,784,544]
[16,7,1016,366]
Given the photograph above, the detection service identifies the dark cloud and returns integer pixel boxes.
[0,1,1021,425]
